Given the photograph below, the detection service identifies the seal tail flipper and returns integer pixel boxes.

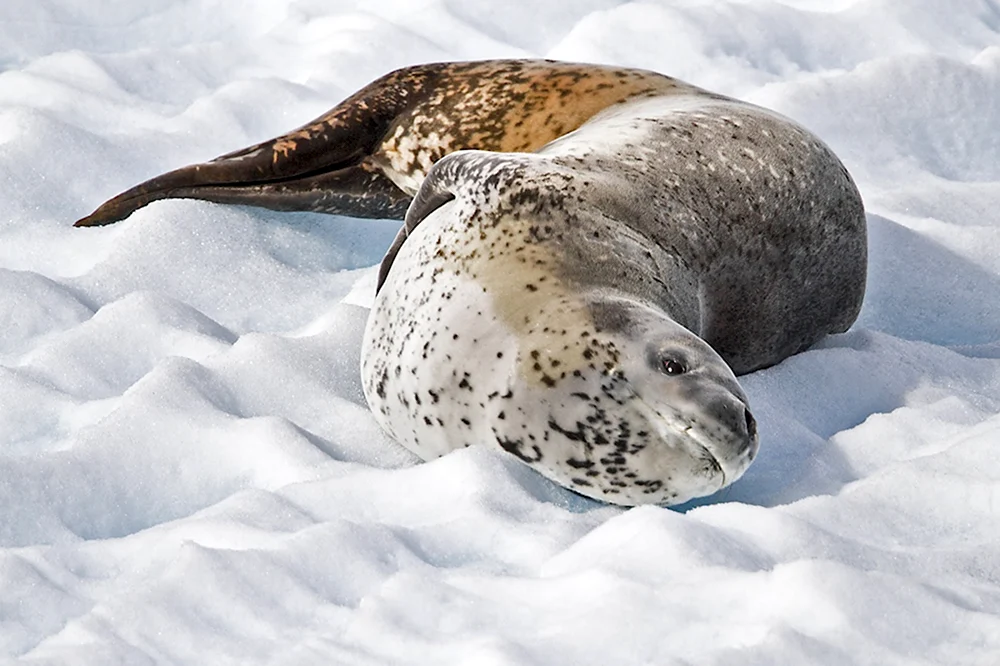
[73,66,436,227]
[73,159,411,227]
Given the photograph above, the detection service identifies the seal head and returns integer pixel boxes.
[579,297,759,502]
[485,294,759,505]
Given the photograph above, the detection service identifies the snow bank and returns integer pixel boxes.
[2,1,999,664]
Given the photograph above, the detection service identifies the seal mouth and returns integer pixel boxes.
[681,421,728,489]
[631,396,729,493]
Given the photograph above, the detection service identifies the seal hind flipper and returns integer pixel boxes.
[74,160,412,227]
[75,60,692,227]
[73,66,431,227]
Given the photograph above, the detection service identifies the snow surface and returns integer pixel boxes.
[2,1,1000,664]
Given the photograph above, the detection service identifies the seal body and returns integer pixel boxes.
[75,60,866,506]
[362,93,865,505]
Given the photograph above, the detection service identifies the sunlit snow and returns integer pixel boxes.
[2,1,999,664]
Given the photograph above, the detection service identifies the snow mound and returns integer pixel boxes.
[2,1,999,663]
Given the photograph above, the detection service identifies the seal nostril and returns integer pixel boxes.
[744,408,757,439]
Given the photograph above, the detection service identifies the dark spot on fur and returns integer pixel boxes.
[498,437,544,463]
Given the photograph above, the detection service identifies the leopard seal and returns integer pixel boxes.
[74,60,867,506]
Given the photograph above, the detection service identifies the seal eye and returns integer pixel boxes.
[661,358,687,376]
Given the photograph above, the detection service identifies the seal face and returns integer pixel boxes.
[76,60,866,506]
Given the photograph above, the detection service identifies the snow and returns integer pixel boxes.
[2,0,999,663]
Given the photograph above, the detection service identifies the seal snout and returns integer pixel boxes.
[703,393,759,466]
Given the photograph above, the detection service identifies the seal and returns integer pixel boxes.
[75,60,867,506]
